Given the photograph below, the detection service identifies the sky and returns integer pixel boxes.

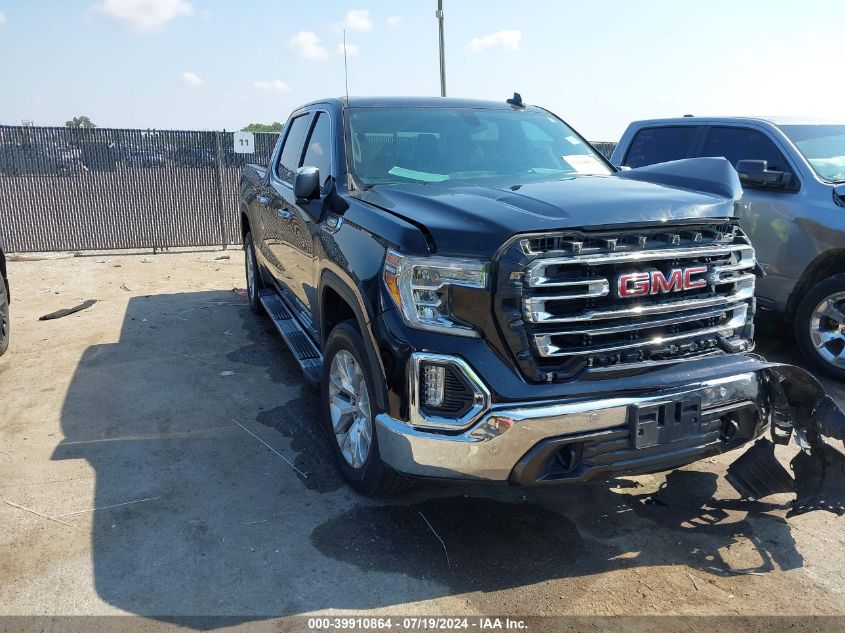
[0,0,843,140]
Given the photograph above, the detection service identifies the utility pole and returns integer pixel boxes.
[436,0,446,97]
[342,29,350,102]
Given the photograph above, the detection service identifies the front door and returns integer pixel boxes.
[698,126,801,301]
[282,111,334,325]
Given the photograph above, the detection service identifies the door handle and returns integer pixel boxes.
[278,208,293,219]
[257,194,270,204]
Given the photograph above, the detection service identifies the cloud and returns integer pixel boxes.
[338,9,372,32]
[182,71,203,87]
[337,42,360,57]
[386,16,402,28]
[467,29,522,53]
[289,31,329,60]
[92,0,194,29]
[254,80,289,93]
[0,11,6,26]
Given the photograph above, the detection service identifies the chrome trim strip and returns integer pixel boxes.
[407,353,491,431]
[375,372,762,480]
[528,277,610,295]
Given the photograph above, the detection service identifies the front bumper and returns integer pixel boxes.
[375,371,767,483]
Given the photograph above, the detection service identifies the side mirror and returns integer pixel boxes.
[294,166,320,203]
[736,159,792,189]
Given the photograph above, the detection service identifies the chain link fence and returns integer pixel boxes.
[0,125,616,253]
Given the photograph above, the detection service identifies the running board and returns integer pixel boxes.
[259,289,322,385]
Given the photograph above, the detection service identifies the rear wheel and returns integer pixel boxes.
[795,274,845,381]
[0,279,9,357]
[321,321,414,495]
[244,231,263,314]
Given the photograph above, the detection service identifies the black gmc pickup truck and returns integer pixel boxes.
[239,96,845,510]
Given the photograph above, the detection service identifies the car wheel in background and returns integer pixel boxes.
[320,321,414,496]
[795,274,845,381]
[0,279,9,357]
[244,231,263,314]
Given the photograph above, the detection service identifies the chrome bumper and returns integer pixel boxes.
[375,372,765,481]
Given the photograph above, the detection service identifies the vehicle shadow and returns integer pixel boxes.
[51,291,803,624]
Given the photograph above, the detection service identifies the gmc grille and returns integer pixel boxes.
[494,223,756,381]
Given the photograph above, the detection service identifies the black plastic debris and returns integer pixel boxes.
[39,299,97,321]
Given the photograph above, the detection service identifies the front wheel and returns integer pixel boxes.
[795,274,845,381]
[321,321,414,495]
[243,231,263,314]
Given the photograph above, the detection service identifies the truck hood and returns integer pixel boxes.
[353,158,741,255]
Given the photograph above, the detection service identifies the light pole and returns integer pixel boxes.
[437,0,446,97]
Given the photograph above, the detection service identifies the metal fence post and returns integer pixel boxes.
[213,131,228,250]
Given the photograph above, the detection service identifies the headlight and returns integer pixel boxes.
[383,249,488,337]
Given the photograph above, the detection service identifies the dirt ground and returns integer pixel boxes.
[0,251,843,623]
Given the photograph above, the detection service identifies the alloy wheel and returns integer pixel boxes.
[328,350,373,469]
[809,291,845,369]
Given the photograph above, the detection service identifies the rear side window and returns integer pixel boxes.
[624,126,699,167]
[701,127,791,173]
[301,112,332,185]
[275,114,312,184]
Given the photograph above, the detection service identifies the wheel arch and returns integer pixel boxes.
[318,270,388,411]
[239,202,251,243]
[787,249,845,317]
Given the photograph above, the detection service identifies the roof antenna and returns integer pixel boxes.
[342,29,350,104]
[507,92,525,108]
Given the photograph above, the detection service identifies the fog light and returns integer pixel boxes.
[423,364,446,407]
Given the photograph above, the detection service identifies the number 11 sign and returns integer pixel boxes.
[233,131,255,154]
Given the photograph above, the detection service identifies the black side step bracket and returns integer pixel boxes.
[259,289,322,385]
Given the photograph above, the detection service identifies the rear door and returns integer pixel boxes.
[264,113,313,287]
[621,125,704,168]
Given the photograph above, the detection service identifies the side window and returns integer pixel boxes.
[701,127,791,174]
[624,126,699,168]
[275,114,311,184]
[301,112,333,184]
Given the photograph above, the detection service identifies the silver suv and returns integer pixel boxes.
[612,117,845,380]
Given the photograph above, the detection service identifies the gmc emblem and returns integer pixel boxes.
[616,266,708,298]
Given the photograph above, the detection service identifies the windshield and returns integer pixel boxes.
[780,124,845,183]
[346,107,611,187]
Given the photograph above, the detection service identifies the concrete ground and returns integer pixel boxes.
[0,251,843,623]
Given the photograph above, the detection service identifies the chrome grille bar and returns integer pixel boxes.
[543,306,733,337]
[526,244,754,288]
[524,280,754,324]
[534,306,749,358]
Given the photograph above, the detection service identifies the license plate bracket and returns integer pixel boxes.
[632,395,703,449]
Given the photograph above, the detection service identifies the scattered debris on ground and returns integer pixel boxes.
[39,299,97,321]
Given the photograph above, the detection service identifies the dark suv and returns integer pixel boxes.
[612,118,845,379]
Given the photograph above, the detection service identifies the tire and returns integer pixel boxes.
[244,231,263,314]
[795,273,845,381]
[0,279,9,357]
[321,320,414,496]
